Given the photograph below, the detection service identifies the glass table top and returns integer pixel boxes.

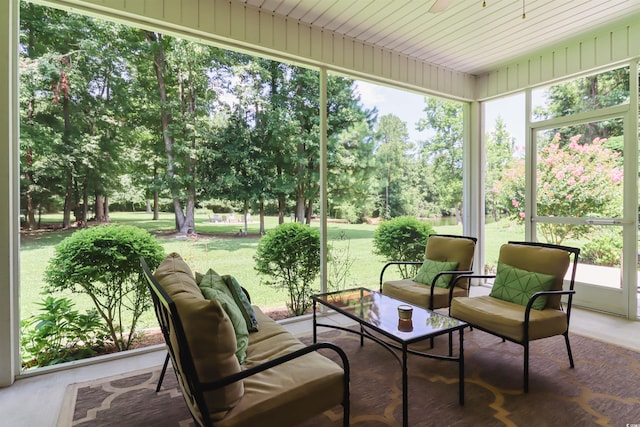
[312,287,466,341]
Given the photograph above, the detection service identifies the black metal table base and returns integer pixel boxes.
[313,301,465,427]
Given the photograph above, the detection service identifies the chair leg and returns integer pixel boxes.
[343,387,350,426]
[564,332,575,368]
[156,352,170,392]
[523,343,529,393]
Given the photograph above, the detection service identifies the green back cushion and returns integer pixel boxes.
[222,275,259,332]
[489,262,555,310]
[414,259,459,288]
[153,253,243,419]
[198,269,249,364]
[497,243,571,308]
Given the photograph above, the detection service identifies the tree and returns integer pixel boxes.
[497,133,623,244]
[533,68,629,141]
[416,97,464,221]
[374,114,414,218]
[327,119,378,222]
[485,117,516,221]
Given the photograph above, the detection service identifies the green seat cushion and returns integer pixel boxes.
[414,259,459,288]
[223,275,259,332]
[489,262,555,310]
[199,269,249,364]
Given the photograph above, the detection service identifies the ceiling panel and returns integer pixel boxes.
[241,0,640,75]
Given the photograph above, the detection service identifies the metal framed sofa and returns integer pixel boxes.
[449,241,580,392]
[141,253,350,427]
[380,234,478,310]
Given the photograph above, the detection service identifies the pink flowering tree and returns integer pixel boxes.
[495,133,623,244]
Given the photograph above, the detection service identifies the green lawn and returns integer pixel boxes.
[19,211,523,331]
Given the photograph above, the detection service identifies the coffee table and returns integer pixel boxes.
[312,287,467,427]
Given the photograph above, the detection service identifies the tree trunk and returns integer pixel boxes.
[259,200,265,235]
[62,94,73,229]
[81,185,88,228]
[104,196,110,222]
[296,193,305,223]
[153,191,159,220]
[145,31,195,234]
[242,200,249,236]
[306,199,313,225]
[95,194,105,222]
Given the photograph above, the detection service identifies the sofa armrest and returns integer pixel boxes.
[201,342,350,391]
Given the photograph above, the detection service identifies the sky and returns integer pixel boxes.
[353,80,526,148]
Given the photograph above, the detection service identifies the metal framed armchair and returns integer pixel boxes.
[449,241,580,392]
[380,234,478,310]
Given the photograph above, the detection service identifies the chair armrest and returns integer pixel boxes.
[379,261,422,291]
[200,342,350,391]
[448,274,495,305]
[524,289,576,324]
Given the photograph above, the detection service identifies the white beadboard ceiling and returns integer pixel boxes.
[239,0,640,75]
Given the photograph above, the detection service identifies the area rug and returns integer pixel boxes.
[57,329,640,427]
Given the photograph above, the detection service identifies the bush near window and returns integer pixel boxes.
[372,216,435,278]
[254,223,320,316]
[21,296,107,369]
[581,231,623,267]
[44,225,165,351]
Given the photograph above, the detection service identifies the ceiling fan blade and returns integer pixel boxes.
[429,0,454,13]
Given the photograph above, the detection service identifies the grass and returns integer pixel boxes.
[19,211,524,331]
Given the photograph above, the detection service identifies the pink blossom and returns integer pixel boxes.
[609,167,623,184]
[555,171,565,179]
[567,177,576,186]
[566,194,573,200]
[512,199,520,207]
[519,212,526,218]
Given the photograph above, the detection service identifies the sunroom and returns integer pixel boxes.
[1,0,639,423]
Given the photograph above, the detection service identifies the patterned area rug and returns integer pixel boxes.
[57,329,640,427]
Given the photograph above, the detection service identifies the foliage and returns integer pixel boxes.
[416,98,464,219]
[374,114,415,218]
[485,117,516,222]
[372,216,435,277]
[533,67,629,141]
[254,223,321,315]
[20,296,107,368]
[327,231,356,291]
[581,230,622,267]
[496,133,623,244]
[43,225,165,351]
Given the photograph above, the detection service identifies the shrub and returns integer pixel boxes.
[372,216,435,277]
[21,296,107,369]
[328,231,355,291]
[581,231,622,267]
[254,223,320,316]
[44,225,165,351]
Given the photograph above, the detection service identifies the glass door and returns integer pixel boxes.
[530,110,636,317]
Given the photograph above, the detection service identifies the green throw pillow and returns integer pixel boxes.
[199,269,249,364]
[414,259,459,288]
[489,262,556,310]
[223,275,259,332]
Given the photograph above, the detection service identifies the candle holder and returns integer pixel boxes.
[397,304,413,320]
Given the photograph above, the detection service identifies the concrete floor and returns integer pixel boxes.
[1,287,638,427]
